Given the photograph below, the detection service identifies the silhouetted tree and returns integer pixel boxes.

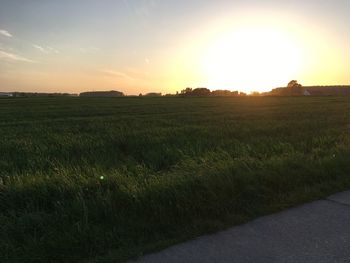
[211,90,240,97]
[191,88,211,96]
[144,92,162,97]
[181,87,193,94]
[287,80,301,89]
[267,81,303,96]
[79,90,125,97]
[287,80,303,96]
[250,91,261,96]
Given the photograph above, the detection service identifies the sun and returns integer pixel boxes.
[201,26,304,93]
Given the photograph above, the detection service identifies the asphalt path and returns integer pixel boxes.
[131,191,350,263]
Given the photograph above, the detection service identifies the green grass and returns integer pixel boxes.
[1,96,350,262]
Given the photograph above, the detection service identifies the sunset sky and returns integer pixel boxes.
[0,0,349,94]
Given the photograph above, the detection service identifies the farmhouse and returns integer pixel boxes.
[302,86,350,96]
[0,92,13,97]
[267,85,350,96]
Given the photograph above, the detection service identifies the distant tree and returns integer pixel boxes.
[144,92,162,97]
[190,88,211,96]
[287,80,302,88]
[181,87,193,94]
[139,93,143,97]
[80,90,124,97]
[178,87,247,97]
[287,80,303,96]
[250,91,261,96]
[211,90,240,97]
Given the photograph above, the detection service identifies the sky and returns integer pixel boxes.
[0,0,350,94]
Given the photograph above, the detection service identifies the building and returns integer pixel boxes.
[302,86,350,96]
[267,86,350,96]
[0,92,13,97]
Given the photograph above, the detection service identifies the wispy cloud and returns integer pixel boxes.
[100,69,136,81]
[47,46,60,54]
[0,50,36,63]
[33,44,59,54]
[33,44,48,54]
[0,29,12,38]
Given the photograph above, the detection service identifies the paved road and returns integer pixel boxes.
[131,191,350,263]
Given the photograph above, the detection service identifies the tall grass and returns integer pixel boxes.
[1,97,350,262]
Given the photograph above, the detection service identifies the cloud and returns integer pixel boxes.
[0,29,12,37]
[47,46,60,54]
[100,69,136,81]
[33,44,48,54]
[33,44,59,54]
[0,50,36,63]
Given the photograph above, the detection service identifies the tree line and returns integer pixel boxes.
[177,87,247,97]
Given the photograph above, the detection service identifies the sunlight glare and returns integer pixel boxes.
[202,26,304,93]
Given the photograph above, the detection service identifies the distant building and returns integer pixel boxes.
[0,92,13,97]
[267,85,350,96]
[303,90,311,96]
[79,90,125,97]
[302,86,350,96]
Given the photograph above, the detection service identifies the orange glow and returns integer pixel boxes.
[201,26,304,93]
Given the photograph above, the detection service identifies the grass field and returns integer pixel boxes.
[1,96,350,262]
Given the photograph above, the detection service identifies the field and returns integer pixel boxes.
[1,96,350,262]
